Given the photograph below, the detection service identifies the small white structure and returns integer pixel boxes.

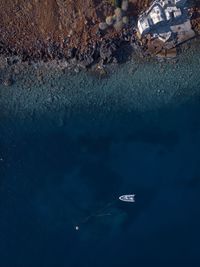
[137,17,150,35]
[174,8,182,18]
[149,5,165,25]
[158,31,172,42]
[164,6,182,20]
[160,0,169,7]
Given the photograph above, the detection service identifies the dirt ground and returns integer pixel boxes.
[0,0,199,57]
[0,0,151,53]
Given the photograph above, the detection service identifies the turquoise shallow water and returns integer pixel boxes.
[0,40,200,266]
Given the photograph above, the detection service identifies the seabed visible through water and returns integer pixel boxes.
[0,39,200,267]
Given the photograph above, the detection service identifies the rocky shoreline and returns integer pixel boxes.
[0,0,200,84]
[0,24,136,68]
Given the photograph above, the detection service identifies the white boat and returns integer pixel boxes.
[119,194,135,202]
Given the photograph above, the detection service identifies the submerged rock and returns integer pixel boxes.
[2,77,13,87]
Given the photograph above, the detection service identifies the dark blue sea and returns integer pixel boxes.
[0,42,200,267]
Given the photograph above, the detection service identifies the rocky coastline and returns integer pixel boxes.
[0,0,200,81]
[0,24,137,69]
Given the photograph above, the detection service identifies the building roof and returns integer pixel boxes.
[173,8,182,18]
[137,17,150,35]
[137,0,187,36]
[165,6,182,20]
[149,5,165,25]
[174,0,187,6]
[160,0,186,7]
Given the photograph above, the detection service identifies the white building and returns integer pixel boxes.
[136,0,195,52]
[137,0,187,36]
[164,6,182,20]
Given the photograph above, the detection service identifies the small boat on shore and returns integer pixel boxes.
[119,194,135,202]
